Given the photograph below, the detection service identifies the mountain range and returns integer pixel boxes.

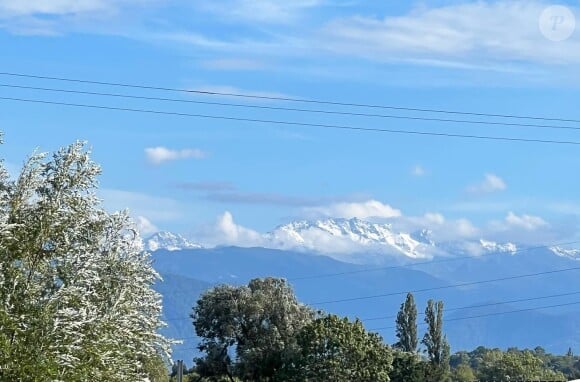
[147,217,580,364]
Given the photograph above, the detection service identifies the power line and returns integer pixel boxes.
[362,290,580,321]
[2,96,580,146]
[1,71,579,124]
[160,241,580,321]
[312,266,580,305]
[2,83,580,132]
[288,240,580,281]
[162,289,580,323]
[169,299,580,343]
[369,300,580,332]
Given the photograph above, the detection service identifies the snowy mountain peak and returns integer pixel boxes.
[267,217,427,259]
[145,232,202,252]
[411,229,435,246]
[549,246,580,260]
[479,239,517,254]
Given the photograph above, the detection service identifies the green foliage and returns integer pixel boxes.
[285,314,393,382]
[192,277,314,381]
[0,140,170,381]
[389,350,425,382]
[422,299,450,382]
[395,292,418,352]
[142,355,171,382]
[451,363,476,382]
[478,349,566,381]
[450,347,574,381]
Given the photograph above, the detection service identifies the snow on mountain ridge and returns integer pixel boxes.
[266,217,431,259]
[549,246,580,260]
[146,231,202,252]
[145,217,532,263]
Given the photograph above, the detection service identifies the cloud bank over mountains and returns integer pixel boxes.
[176,198,574,261]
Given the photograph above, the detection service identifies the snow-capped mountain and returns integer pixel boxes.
[145,232,202,252]
[550,246,580,260]
[266,217,431,259]
[145,217,525,262]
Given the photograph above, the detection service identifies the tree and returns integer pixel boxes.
[192,277,313,381]
[395,293,418,352]
[452,364,475,382]
[421,299,450,382]
[0,140,171,381]
[285,314,393,382]
[478,350,567,381]
[389,350,424,382]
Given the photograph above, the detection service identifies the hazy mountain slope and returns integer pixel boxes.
[152,245,580,362]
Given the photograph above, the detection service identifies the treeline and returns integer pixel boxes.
[174,277,578,382]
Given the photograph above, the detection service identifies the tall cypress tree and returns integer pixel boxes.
[395,293,418,352]
[422,299,450,381]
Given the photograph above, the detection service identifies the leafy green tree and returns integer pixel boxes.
[285,314,393,382]
[192,277,313,381]
[389,350,425,382]
[0,139,171,381]
[395,293,418,353]
[422,299,450,382]
[142,355,171,382]
[451,364,475,382]
[478,350,566,381]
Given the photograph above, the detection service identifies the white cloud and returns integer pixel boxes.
[0,0,152,34]
[200,211,265,247]
[198,0,324,24]
[390,212,479,241]
[305,199,402,219]
[0,0,114,16]
[485,211,566,244]
[193,205,577,261]
[503,211,548,230]
[412,165,425,176]
[144,146,206,165]
[199,58,267,71]
[467,173,507,194]
[192,85,294,100]
[322,1,580,66]
[133,215,158,236]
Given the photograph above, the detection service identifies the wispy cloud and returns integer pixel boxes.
[191,85,295,100]
[199,58,268,71]
[134,215,159,236]
[205,191,329,207]
[195,207,573,256]
[177,181,343,206]
[175,181,236,192]
[304,199,402,219]
[197,0,325,24]
[466,173,507,194]
[198,211,265,247]
[321,1,580,66]
[412,164,425,176]
[0,0,116,16]
[493,211,548,231]
[100,188,183,222]
[0,0,152,35]
[144,146,207,165]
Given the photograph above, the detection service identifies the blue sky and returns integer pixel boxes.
[1,0,580,248]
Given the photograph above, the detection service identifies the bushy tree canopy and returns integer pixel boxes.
[0,140,170,381]
[395,292,418,353]
[192,277,314,381]
[285,314,393,382]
